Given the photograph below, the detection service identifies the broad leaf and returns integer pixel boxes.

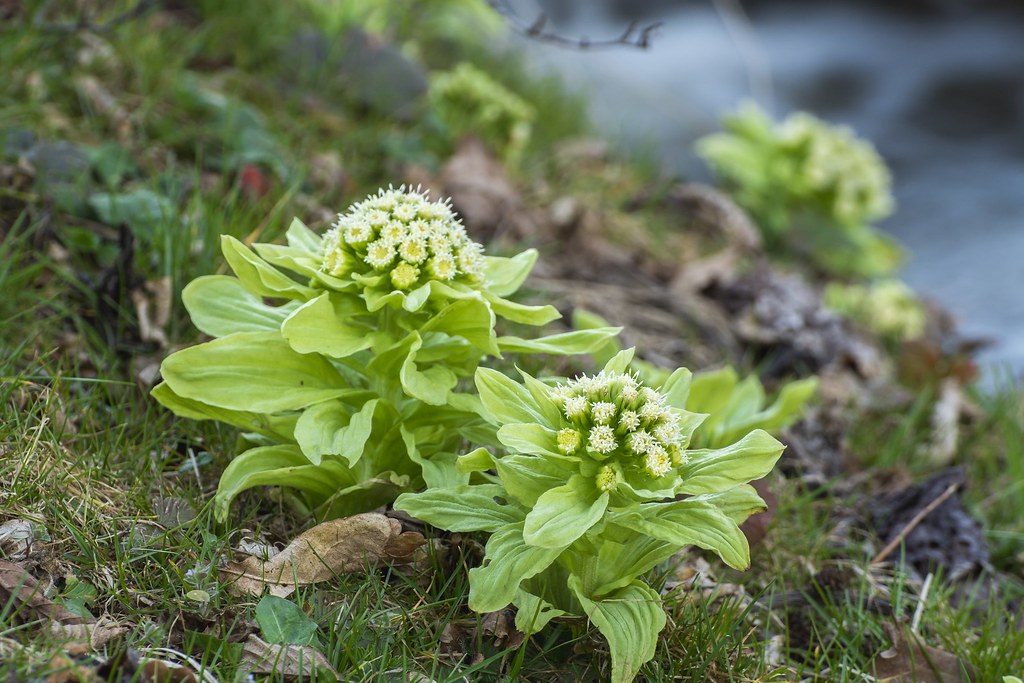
[281,292,372,358]
[482,250,538,297]
[160,332,352,412]
[614,497,754,570]
[255,596,319,646]
[512,588,565,635]
[285,217,321,252]
[524,475,608,549]
[601,348,635,375]
[495,454,574,507]
[420,296,499,355]
[475,368,548,426]
[485,294,560,326]
[152,382,295,440]
[468,523,561,613]
[394,485,525,532]
[678,429,784,495]
[568,577,666,683]
[183,275,297,337]
[496,423,562,458]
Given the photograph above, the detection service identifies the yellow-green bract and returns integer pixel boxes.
[153,186,619,521]
[395,348,786,683]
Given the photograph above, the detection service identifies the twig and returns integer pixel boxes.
[485,0,662,50]
[33,0,160,34]
[871,482,960,566]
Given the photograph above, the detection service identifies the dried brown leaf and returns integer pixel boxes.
[239,635,338,680]
[871,626,973,682]
[220,513,425,597]
[0,559,88,627]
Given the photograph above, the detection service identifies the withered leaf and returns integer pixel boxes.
[220,513,425,597]
[0,559,88,627]
[871,626,973,682]
[239,635,338,680]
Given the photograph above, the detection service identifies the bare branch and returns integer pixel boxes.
[485,1,662,50]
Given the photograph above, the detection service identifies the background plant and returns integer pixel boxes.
[697,103,903,278]
[396,349,785,683]
[154,186,617,521]
[824,278,926,342]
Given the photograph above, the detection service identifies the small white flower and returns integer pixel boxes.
[563,395,588,420]
[639,400,663,422]
[618,410,640,432]
[643,445,671,477]
[653,422,679,446]
[591,401,616,424]
[393,203,417,222]
[587,425,617,454]
[344,222,372,246]
[627,430,654,455]
[365,239,396,269]
[399,236,428,264]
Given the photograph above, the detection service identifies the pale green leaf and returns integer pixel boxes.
[482,249,537,297]
[160,332,353,412]
[151,382,295,440]
[456,447,496,473]
[468,523,561,613]
[286,217,321,252]
[495,454,573,507]
[485,293,561,326]
[394,485,525,532]
[660,367,693,410]
[497,328,622,355]
[601,348,635,375]
[220,235,316,300]
[183,275,297,337]
[475,367,549,426]
[281,292,372,358]
[213,445,358,520]
[524,475,608,549]
[678,429,784,495]
[512,588,565,635]
[568,578,666,683]
[614,496,753,570]
[420,296,498,355]
[496,423,562,458]
[293,399,378,467]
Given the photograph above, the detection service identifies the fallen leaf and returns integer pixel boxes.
[871,625,973,682]
[99,647,212,683]
[50,617,129,650]
[220,513,424,597]
[239,635,338,680]
[0,559,87,626]
[0,518,37,560]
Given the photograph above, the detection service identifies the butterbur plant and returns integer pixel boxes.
[697,103,903,278]
[154,186,616,520]
[395,349,785,683]
[824,278,926,342]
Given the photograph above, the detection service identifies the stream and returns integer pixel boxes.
[513,1,1024,381]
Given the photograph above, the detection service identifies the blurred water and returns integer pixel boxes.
[513,3,1024,378]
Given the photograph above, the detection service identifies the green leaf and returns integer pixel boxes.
[568,577,666,683]
[400,346,457,407]
[497,328,622,355]
[719,377,817,446]
[523,475,608,549]
[394,485,525,532]
[571,308,622,367]
[475,367,549,426]
[614,495,755,570]
[512,588,565,635]
[281,292,372,358]
[496,423,563,458]
[293,399,377,467]
[88,188,174,234]
[495,454,574,507]
[255,596,319,646]
[660,367,693,410]
[601,348,635,375]
[286,217,321,252]
[468,523,561,613]
[482,249,537,297]
[151,382,295,440]
[456,447,496,473]
[183,275,297,337]
[160,332,352,412]
[214,445,358,520]
[485,293,561,326]
[687,367,739,417]
[221,235,316,300]
[420,296,499,355]
[678,429,784,495]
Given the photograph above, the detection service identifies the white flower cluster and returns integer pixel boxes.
[552,371,686,490]
[321,187,485,291]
